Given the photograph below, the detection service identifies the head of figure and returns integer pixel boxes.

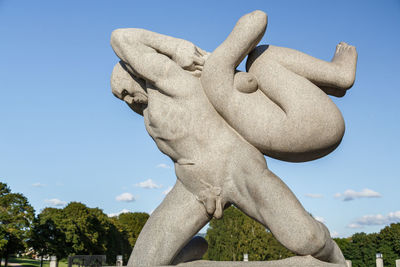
[111,61,148,115]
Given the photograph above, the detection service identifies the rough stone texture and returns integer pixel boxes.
[110,10,357,267]
[171,256,346,267]
[106,256,346,267]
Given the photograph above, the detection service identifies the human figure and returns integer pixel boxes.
[110,10,351,266]
[201,11,357,162]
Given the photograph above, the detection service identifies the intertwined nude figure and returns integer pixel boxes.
[110,10,357,267]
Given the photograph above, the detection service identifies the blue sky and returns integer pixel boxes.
[0,0,399,238]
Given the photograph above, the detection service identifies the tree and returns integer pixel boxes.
[205,205,293,261]
[334,224,400,267]
[110,212,149,249]
[0,182,35,267]
[338,232,378,267]
[30,202,130,265]
[28,208,67,265]
[377,223,400,267]
[109,212,149,263]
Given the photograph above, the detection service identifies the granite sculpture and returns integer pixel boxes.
[110,10,357,267]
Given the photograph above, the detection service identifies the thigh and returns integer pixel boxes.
[247,56,345,161]
[229,168,327,255]
[128,179,210,266]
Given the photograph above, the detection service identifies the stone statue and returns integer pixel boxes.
[110,10,357,267]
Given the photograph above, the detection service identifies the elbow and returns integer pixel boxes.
[110,28,143,49]
[110,29,128,50]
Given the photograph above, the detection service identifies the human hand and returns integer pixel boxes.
[172,39,209,75]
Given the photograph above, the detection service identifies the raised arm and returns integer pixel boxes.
[111,29,207,88]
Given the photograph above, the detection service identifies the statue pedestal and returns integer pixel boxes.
[104,255,347,267]
[169,256,346,266]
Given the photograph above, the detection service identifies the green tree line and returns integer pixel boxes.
[204,206,294,261]
[0,182,148,266]
[334,224,400,267]
[1,182,400,266]
[205,206,400,267]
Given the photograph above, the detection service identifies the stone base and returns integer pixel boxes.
[172,256,346,267]
[106,255,347,267]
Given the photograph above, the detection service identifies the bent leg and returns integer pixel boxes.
[247,43,357,97]
[228,168,345,264]
[128,179,210,267]
[247,54,345,161]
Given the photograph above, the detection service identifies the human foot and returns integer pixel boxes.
[331,42,358,90]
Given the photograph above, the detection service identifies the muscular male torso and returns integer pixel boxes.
[143,78,266,218]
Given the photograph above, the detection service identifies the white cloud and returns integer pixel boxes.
[162,186,173,195]
[334,188,381,201]
[45,198,67,207]
[32,182,45,187]
[331,231,339,238]
[349,211,400,228]
[116,192,135,202]
[136,179,162,189]
[156,163,171,169]
[347,223,363,229]
[315,216,326,224]
[305,193,324,198]
[108,209,130,217]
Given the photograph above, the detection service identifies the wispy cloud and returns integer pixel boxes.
[348,211,400,229]
[156,163,171,169]
[162,186,173,195]
[116,192,135,202]
[135,179,162,189]
[347,223,363,229]
[32,182,45,188]
[108,209,130,217]
[45,198,67,207]
[305,193,324,198]
[334,188,381,201]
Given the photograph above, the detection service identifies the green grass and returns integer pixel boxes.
[8,258,40,267]
[7,258,69,267]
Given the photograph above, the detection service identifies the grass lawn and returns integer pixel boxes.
[7,258,69,267]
